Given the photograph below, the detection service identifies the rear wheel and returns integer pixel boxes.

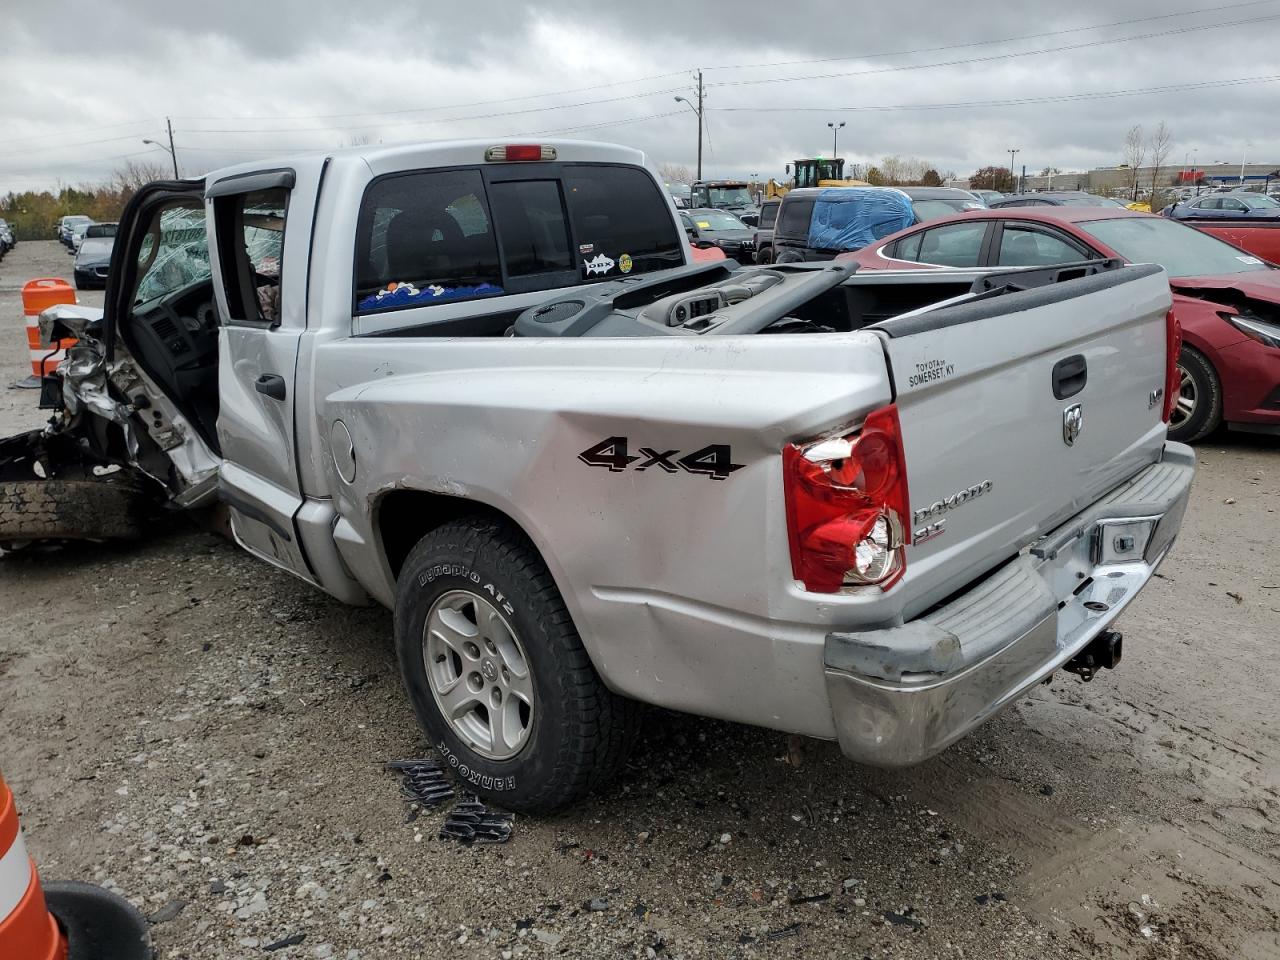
[1167,346,1222,444]
[393,517,639,813]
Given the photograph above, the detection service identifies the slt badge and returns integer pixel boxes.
[1062,403,1083,446]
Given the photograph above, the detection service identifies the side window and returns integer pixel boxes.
[1221,198,1247,212]
[996,225,1086,267]
[561,165,684,279]
[891,231,924,261]
[355,169,502,312]
[1196,198,1219,210]
[134,200,211,305]
[759,202,779,229]
[777,198,815,238]
[914,221,987,267]
[213,188,288,324]
[680,213,694,232]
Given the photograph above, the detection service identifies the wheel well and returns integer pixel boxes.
[375,489,524,582]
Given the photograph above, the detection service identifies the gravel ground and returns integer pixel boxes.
[2,240,1278,959]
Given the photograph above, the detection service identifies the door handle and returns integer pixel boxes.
[1051,354,1087,400]
[254,374,286,401]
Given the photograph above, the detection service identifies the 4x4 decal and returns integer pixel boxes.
[577,436,744,481]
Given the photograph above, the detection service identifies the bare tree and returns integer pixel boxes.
[343,133,372,147]
[114,158,172,194]
[1147,121,1173,211]
[1123,124,1146,201]
[658,163,693,185]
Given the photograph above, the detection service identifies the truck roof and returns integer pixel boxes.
[201,138,654,188]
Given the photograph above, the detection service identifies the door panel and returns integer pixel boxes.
[210,164,324,582]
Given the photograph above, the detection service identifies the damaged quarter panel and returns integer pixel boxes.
[313,334,892,738]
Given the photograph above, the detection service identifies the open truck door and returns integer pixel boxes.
[202,167,322,583]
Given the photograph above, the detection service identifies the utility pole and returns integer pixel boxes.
[696,70,704,182]
[166,117,179,179]
[674,72,704,182]
[143,117,180,180]
[1008,148,1020,193]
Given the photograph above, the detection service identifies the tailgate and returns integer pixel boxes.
[877,264,1172,614]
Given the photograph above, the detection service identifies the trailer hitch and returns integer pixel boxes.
[1064,631,1123,682]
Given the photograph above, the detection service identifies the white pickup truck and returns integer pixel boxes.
[0,139,1193,812]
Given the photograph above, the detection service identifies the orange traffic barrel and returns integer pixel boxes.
[0,773,152,960]
[0,772,67,960]
[20,278,77,387]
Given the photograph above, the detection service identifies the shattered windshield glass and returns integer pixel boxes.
[134,202,211,305]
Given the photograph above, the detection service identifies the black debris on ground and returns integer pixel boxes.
[384,758,455,808]
[438,795,514,845]
[262,932,305,951]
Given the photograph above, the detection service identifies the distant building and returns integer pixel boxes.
[957,162,1280,196]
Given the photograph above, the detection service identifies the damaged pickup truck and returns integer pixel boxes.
[0,139,1194,812]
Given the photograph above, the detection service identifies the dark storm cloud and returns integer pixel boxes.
[2,0,1279,191]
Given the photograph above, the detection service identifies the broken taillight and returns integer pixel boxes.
[1162,307,1182,424]
[783,404,910,593]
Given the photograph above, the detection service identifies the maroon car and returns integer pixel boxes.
[844,208,1280,443]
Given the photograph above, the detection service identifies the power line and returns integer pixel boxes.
[171,70,694,124]
[701,0,1278,72]
[0,131,168,161]
[7,1,1271,151]
[172,10,1280,140]
[706,13,1280,89]
[709,74,1280,113]
[175,85,689,136]
[0,117,159,149]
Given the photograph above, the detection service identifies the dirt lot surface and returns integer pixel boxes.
[2,239,1278,959]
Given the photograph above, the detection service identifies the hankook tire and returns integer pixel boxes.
[393,516,639,813]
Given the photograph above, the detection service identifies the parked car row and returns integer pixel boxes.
[72,222,118,289]
[58,214,92,248]
[0,218,15,258]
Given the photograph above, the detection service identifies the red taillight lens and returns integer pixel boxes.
[484,144,556,162]
[1162,308,1182,424]
[783,404,910,593]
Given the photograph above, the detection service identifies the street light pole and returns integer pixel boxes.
[827,121,845,161]
[674,71,705,181]
[1008,148,1020,192]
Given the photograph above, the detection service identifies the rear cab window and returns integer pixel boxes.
[354,163,683,316]
[776,198,815,240]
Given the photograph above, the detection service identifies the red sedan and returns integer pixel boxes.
[844,208,1280,443]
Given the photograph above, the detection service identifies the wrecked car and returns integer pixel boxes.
[1,139,1193,812]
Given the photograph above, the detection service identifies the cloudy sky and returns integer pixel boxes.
[3,0,1279,193]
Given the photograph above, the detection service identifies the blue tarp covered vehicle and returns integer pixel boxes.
[807,187,915,252]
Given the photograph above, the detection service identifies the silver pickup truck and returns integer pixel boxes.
[0,139,1193,812]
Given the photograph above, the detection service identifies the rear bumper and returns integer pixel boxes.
[823,442,1195,767]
